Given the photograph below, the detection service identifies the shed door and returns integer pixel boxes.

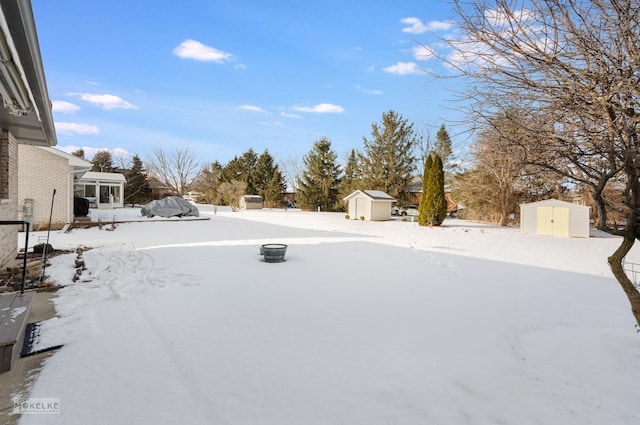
[536,206,569,237]
[355,198,365,219]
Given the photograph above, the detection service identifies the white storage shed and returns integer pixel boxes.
[240,195,263,209]
[343,190,396,221]
[520,199,590,238]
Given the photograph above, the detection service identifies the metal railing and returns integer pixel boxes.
[622,260,640,290]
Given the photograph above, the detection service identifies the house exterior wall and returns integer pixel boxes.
[0,131,19,268]
[18,145,71,230]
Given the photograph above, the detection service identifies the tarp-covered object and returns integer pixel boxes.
[141,196,199,218]
[74,197,90,217]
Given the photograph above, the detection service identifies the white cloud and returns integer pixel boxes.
[52,100,80,113]
[239,104,266,112]
[281,111,302,119]
[55,122,99,135]
[292,103,344,113]
[70,93,137,110]
[355,85,383,95]
[484,8,536,26]
[259,120,285,127]
[57,145,130,160]
[412,45,435,61]
[401,17,454,34]
[382,62,420,75]
[173,39,233,63]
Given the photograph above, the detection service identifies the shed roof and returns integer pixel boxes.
[520,199,589,210]
[79,171,126,183]
[343,190,396,202]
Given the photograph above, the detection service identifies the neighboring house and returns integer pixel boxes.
[0,0,57,269]
[75,171,126,209]
[147,176,172,200]
[344,190,396,221]
[240,195,263,209]
[520,199,591,238]
[18,146,91,230]
[405,175,458,213]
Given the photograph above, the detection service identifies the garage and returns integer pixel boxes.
[520,199,590,238]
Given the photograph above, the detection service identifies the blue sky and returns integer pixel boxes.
[32,0,467,167]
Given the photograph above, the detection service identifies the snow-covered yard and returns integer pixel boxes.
[15,205,640,424]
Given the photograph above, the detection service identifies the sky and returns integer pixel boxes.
[13,206,640,424]
[31,0,468,167]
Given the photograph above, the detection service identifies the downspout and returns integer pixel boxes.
[61,167,90,232]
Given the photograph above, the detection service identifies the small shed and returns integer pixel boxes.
[240,195,263,209]
[343,190,396,221]
[520,199,590,238]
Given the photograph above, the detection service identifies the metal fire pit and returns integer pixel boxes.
[261,244,287,263]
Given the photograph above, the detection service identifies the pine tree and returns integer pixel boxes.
[435,124,452,165]
[71,148,85,159]
[254,150,286,205]
[420,153,447,226]
[433,154,448,224]
[359,110,417,204]
[91,150,113,172]
[265,170,287,207]
[297,137,342,211]
[336,149,361,210]
[123,155,150,206]
[221,148,258,194]
[418,154,433,226]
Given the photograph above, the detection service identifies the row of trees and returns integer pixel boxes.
[191,148,287,209]
[296,111,454,212]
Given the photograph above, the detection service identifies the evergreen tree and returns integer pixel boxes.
[91,150,113,172]
[254,150,286,205]
[297,137,342,211]
[359,110,417,204]
[435,124,452,165]
[418,154,434,226]
[336,149,361,210]
[420,153,447,226]
[123,155,150,206]
[71,148,85,159]
[265,170,287,207]
[220,148,258,194]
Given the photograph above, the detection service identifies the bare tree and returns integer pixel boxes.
[415,121,435,173]
[279,154,303,193]
[439,0,640,326]
[147,146,201,196]
[218,180,247,212]
[455,113,528,226]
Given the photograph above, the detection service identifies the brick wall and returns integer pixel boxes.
[18,145,71,230]
[0,131,19,269]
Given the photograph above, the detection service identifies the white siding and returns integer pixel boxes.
[520,199,590,238]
